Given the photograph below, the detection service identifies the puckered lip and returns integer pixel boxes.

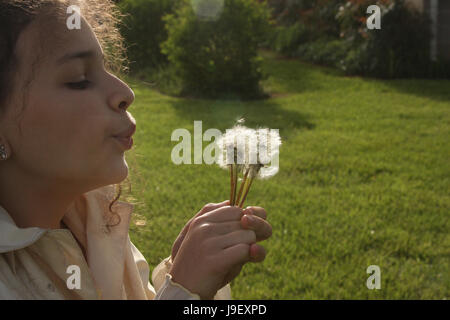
[113,123,136,139]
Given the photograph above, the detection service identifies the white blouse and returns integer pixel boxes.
[0,184,231,300]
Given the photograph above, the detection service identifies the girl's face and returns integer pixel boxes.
[1,16,135,193]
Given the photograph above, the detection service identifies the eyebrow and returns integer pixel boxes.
[56,50,104,66]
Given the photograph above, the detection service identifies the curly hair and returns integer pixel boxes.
[0,0,131,230]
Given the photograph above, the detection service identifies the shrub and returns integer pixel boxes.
[161,0,273,99]
[291,0,446,78]
[261,0,346,56]
[295,38,351,67]
[366,2,430,78]
[263,0,345,33]
[118,0,179,72]
[265,0,448,79]
[337,0,432,78]
[270,22,312,56]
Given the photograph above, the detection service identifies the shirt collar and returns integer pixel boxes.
[0,184,133,255]
[0,204,48,253]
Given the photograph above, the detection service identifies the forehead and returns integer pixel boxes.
[15,15,101,73]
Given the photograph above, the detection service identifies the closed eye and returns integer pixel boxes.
[66,80,92,90]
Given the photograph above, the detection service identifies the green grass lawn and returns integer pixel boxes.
[123,50,449,299]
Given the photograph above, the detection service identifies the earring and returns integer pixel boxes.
[0,144,8,160]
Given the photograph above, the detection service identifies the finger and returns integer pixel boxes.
[177,201,230,243]
[200,206,243,223]
[249,243,266,263]
[214,229,256,249]
[172,200,230,259]
[221,243,251,269]
[200,200,231,215]
[243,206,267,220]
[208,221,242,236]
[241,214,272,242]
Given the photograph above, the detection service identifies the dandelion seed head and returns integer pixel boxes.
[255,128,282,179]
[217,124,255,167]
[216,124,282,179]
[256,128,282,165]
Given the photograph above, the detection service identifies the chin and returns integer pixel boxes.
[92,157,129,188]
[109,157,130,184]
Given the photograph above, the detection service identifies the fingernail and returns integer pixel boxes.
[243,208,253,215]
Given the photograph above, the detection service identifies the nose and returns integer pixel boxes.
[108,77,135,112]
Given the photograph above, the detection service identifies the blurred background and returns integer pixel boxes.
[113,0,449,299]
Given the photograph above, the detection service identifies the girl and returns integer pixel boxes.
[0,0,272,299]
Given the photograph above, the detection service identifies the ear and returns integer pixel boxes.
[0,136,10,161]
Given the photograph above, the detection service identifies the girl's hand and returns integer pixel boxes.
[171,202,271,262]
[171,200,230,261]
[169,205,272,299]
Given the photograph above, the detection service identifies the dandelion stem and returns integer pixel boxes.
[230,164,235,206]
[232,165,238,206]
[235,167,249,206]
[238,177,254,208]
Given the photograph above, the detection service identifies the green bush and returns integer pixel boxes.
[160,0,273,99]
[261,0,346,57]
[269,22,313,56]
[336,0,439,78]
[264,0,345,34]
[118,0,179,72]
[289,0,449,79]
[295,38,351,67]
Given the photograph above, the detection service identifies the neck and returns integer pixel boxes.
[0,165,85,230]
